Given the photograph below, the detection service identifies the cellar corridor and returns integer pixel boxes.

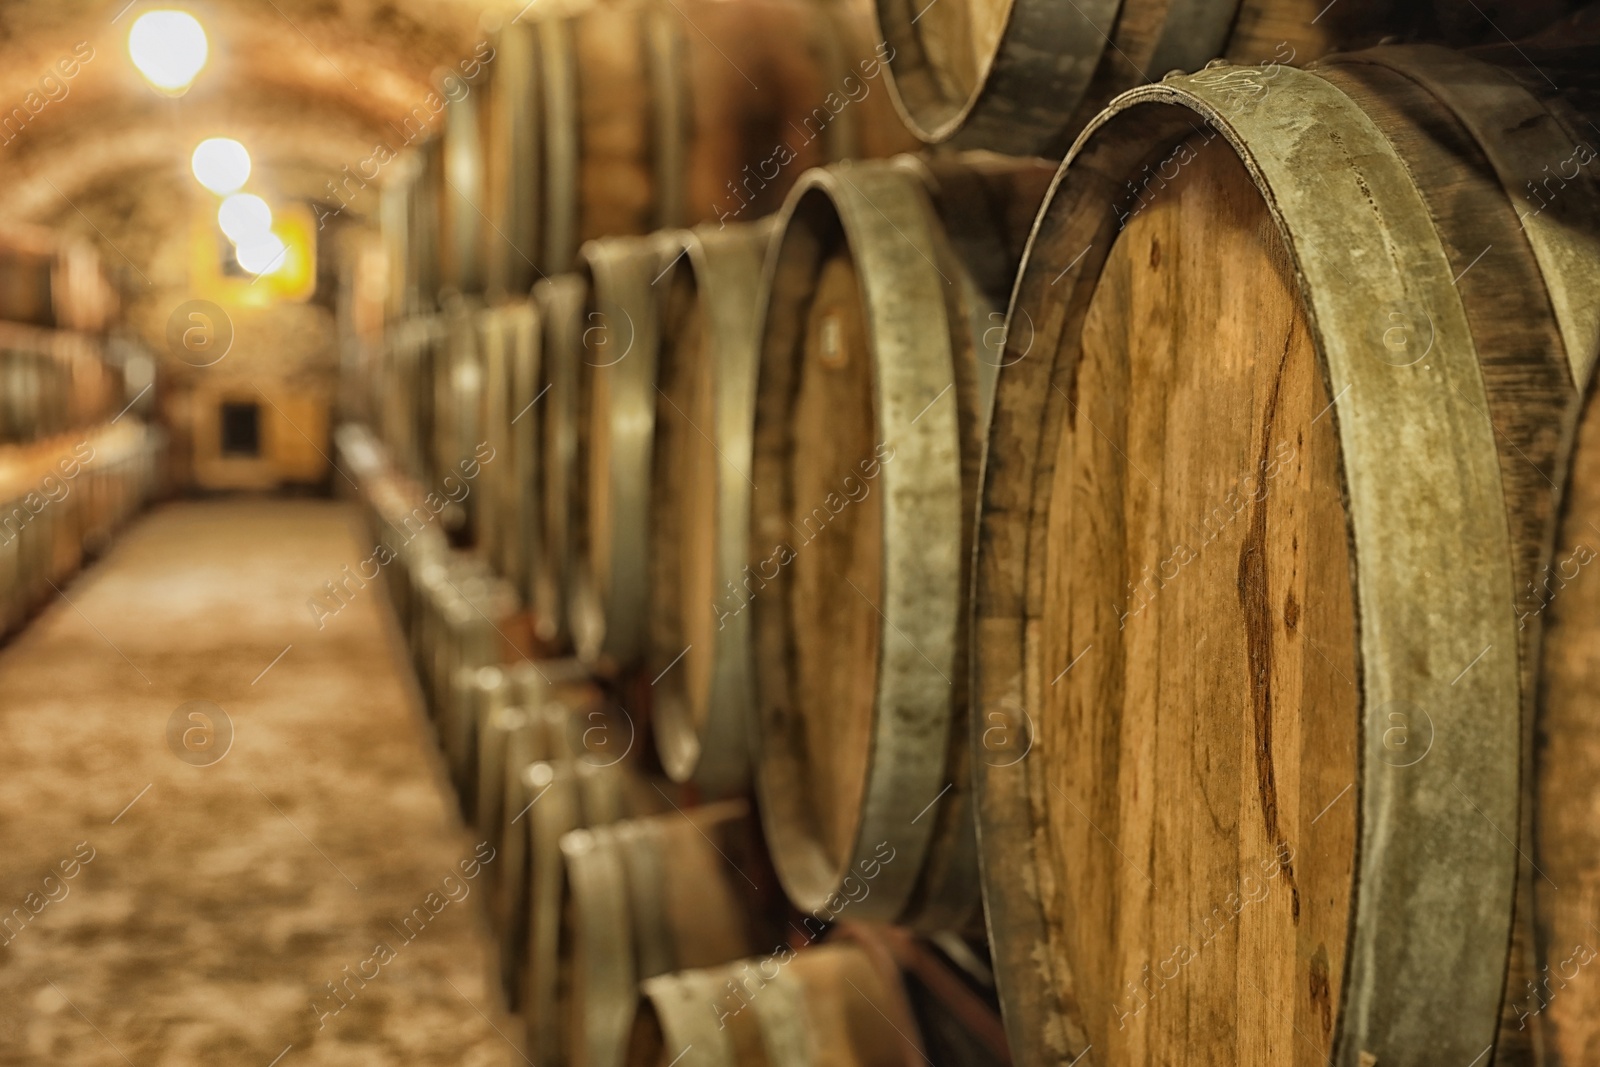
[0,500,514,1066]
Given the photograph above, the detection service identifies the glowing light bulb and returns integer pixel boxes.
[191,138,251,195]
[236,233,289,276]
[218,194,272,243]
[128,11,209,95]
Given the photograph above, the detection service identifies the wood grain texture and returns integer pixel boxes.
[1040,137,1356,1067]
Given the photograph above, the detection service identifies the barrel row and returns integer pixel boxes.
[364,30,1600,1067]
[382,0,1585,320]
[0,420,163,637]
[339,423,991,1067]
[0,323,126,446]
[0,224,118,334]
[383,0,916,315]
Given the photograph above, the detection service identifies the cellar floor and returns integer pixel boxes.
[0,499,516,1067]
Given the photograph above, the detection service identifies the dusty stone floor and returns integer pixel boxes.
[0,499,516,1066]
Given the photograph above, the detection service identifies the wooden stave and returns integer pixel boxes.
[533,274,589,649]
[646,219,778,795]
[964,55,1574,1067]
[562,799,757,1067]
[750,156,1047,929]
[570,233,677,669]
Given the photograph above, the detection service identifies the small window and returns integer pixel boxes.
[220,401,261,457]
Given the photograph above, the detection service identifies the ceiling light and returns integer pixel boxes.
[128,11,209,95]
[218,193,272,243]
[236,234,288,276]
[191,138,251,195]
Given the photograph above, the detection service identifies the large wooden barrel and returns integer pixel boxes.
[749,155,1051,930]
[869,0,1586,156]
[972,46,1600,1067]
[533,274,588,649]
[625,931,926,1066]
[645,219,776,794]
[561,799,771,1067]
[531,0,914,274]
[568,234,678,668]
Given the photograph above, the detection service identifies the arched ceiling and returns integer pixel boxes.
[0,0,510,226]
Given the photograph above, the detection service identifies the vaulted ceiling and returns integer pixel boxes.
[0,0,501,227]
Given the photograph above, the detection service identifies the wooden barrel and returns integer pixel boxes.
[412,137,445,309]
[625,932,926,1066]
[454,664,508,797]
[481,15,542,299]
[645,219,776,794]
[476,305,510,579]
[440,80,486,295]
[568,234,678,669]
[522,758,664,1064]
[561,799,770,1067]
[477,300,541,597]
[433,299,485,539]
[749,154,1051,930]
[496,675,596,1001]
[870,0,1479,156]
[972,46,1600,1067]
[531,0,914,274]
[532,274,588,649]
[379,315,442,483]
[476,659,595,846]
